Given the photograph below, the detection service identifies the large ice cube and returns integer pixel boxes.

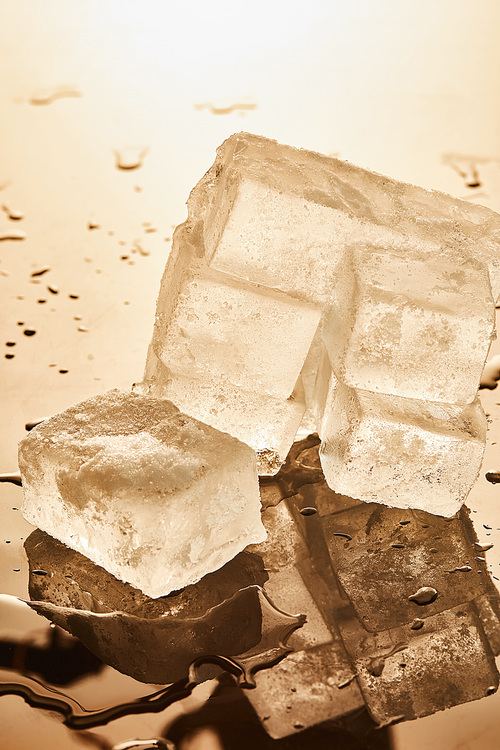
[318,381,486,516]
[198,132,500,303]
[18,390,266,598]
[147,132,498,504]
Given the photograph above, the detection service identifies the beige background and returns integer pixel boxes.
[1,2,500,748]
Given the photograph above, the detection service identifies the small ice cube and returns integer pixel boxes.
[18,389,266,598]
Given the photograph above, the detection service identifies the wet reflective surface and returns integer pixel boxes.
[3,435,500,748]
[2,5,500,747]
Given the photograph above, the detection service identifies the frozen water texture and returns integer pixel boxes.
[18,389,266,597]
[318,380,486,516]
[143,219,319,474]
[149,131,498,512]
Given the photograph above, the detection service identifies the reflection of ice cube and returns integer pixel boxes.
[337,603,499,725]
[323,503,488,631]
[287,437,500,726]
[245,500,363,738]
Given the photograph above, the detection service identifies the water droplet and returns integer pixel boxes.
[32,569,48,576]
[133,239,150,256]
[114,147,149,171]
[68,294,79,300]
[193,101,257,116]
[1,203,24,221]
[25,420,43,431]
[23,329,36,337]
[28,86,82,106]
[47,285,59,294]
[299,506,317,516]
[485,471,500,484]
[399,520,411,526]
[4,353,14,360]
[332,531,353,540]
[410,618,425,630]
[30,268,50,278]
[59,369,69,374]
[449,565,472,573]
[391,543,404,549]
[475,542,494,552]
[77,326,89,333]
[37,299,47,304]
[1,231,26,244]
[408,586,438,605]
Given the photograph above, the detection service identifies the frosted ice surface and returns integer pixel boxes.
[145,221,319,474]
[200,132,500,303]
[146,131,499,507]
[154,260,320,401]
[139,346,306,475]
[340,249,495,403]
[319,381,486,516]
[18,390,266,598]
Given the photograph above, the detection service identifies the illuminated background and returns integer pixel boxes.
[1,2,500,747]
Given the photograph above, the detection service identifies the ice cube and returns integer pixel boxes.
[144,221,320,474]
[18,389,266,598]
[198,132,500,304]
[139,346,307,475]
[153,258,320,402]
[338,248,495,403]
[318,380,486,516]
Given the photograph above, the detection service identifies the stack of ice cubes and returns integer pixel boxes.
[142,132,500,515]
